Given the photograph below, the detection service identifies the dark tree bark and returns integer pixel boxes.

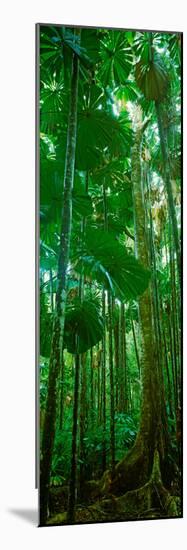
[101,290,107,472]
[160,300,174,419]
[108,292,115,478]
[59,353,64,430]
[90,347,94,426]
[67,351,81,524]
[40,46,80,526]
[113,314,119,411]
[79,353,88,493]
[68,154,89,521]
[49,268,54,313]
[102,181,115,476]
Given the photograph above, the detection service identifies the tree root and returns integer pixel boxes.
[47,450,181,525]
[82,437,147,502]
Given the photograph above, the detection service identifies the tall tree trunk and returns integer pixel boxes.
[108,292,115,478]
[122,303,128,413]
[59,352,64,430]
[130,313,141,377]
[49,268,54,313]
[110,123,162,494]
[114,315,119,411]
[169,227,180,402]
[168,314,178,414]
[67,350,81,524]
[97,357,101,424]
[79,353,88,496]
[101,290,107,472]
[40,46,80,526]
[147,32,180,279]
[155,101,181,279]
[68,167,89,518]
[79,353,88,495]
[119,304,124,412]
[132,127,161,465]
[160,300,174,419]
[90,347,94,426]
[102,181,115,476]
[145,168,169,456]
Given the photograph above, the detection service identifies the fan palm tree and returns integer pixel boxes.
[40,28,81,526]
[38,26,182,525]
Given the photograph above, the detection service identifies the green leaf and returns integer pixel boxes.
[64,298,104,353]
[76,100,132,171]
[40,74,68,134]
[81,28,101,65]
[135,53,168,101]
[126,31,135,46]
[98,31,133,86]
[72,174,93,218]
[115,81,139,104]
[40,163,93,225]
[76,108,121,170]
[74,228,151,301]
[91,158,130,189]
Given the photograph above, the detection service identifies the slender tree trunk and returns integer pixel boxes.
[160,300,174,419]
[168,314,178,414]
[79,353,88,495]
[119,303,125,412]
[59,353,64,430]
[90,347,94,426]
[75,170,89,497]
[108,292,115,478]
[102,181,115,475]
[68,175,88,519]
[97,357,101,424]
[67,349,81,524]
[114,315,119,411]
[130,313,141,377]
[101,290,107,471]
[122,303,128,413]
[169,230,180,401]
[40,45,80,525]
[49,268,54,313]
[155,101,181,279]
[147,32,180,278]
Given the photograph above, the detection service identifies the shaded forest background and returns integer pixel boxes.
[39,26,182,526]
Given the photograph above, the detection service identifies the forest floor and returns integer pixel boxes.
[47,494,181,526]
[47,451,182,526]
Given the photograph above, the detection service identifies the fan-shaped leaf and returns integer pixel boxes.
[90,158,130,189]
[76,108,119,170]
[64,299,104,353]
[40,164,93,224]
[115,81,139,104]
[135,53,168,101]
[74,229,150,300]
[98,31,133,86]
